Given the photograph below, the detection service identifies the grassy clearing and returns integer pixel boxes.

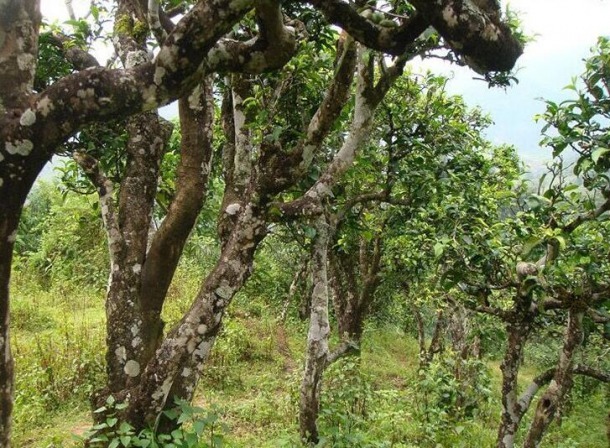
[9,268,609,447]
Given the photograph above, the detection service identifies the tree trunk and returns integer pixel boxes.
[0,1,42,443]
[0,215,18,448]
[497,318,533,448]
[300,215,331,444]
[329,231,383,344]
[123,201,267,429]
[523,309,584,448]
[414,307,445,369]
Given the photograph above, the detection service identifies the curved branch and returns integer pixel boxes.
[73,151,122,265]
[408,0,523,73]
[23,0,253,155]
[148,0,168,44]
[45,33,100,70]
[307,0,429,56]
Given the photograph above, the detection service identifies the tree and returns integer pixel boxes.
[427,38,610,446]
[298,72,524,442]
[0,1,522,445]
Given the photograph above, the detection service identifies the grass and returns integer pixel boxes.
[8,267,610,447]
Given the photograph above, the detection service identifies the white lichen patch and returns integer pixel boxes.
[7,231,17,243]
[6,139,33,156]
[36,96,54,117]
[482,24,500,41]
[442,5,459,27]
[17,53,35,71]
[115,345,127,362]
[132,263,142,274]
[131,336,142,348]
[155,46,179,72]
[187,84,203,111]
[77,88,95,99]
[215,284,233,301]
[152,377,173,402]
[186,338,197,353]
[228,259,241,273]
[201,161,210,176]
[124,360,141,377]
[197,324,207,335]
[193,340,212,359]
[154,66,166,85]
[19,108,36,126]
[141,85,158,110]
[130,323,140,336]
[182,367,192,377]
[225,203,242,215]
[126,50,150,69]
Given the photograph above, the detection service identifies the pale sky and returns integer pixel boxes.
[414,0,610,171]
[39,0,610,173]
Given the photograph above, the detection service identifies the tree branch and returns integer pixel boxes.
[73,151,122,265]
[408,0,523,73]
[327,340,359,365]
[307,0,429,56]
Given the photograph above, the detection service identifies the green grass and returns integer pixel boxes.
[8,268,610,447]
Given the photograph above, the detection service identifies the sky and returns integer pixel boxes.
[39,0,610,173]
[412,0,610,172]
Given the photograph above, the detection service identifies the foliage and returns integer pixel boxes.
[10,273,106,443]
[14,182,108,289]
[9,271,608,446]
[317,360,374,447]
[84,397,226,448]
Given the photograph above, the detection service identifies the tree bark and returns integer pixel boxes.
[299,214,332,444]
[0,2,41,444]
[523,309,584,448]
[0,214,18,448]
[497,317,533,448]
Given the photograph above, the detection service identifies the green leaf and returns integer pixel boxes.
[554,235,566,250]
[433,242,444,258]
[106,417,118,427]
[521,236,543,257]
[591,147,610,164]
[119,421,133,434]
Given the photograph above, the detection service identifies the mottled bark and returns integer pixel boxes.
[140,78,215,368]
[0,2,41,445]
[125,200,267,428]
[308,0,429,56]
[523,309,584,448]
[300,215,332,444]
[497,316,533,448]
[299,46,403,444]
[309,0,522,73]
[408,0,522,73]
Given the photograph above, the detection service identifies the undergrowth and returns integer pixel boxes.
[9,268,610,447]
